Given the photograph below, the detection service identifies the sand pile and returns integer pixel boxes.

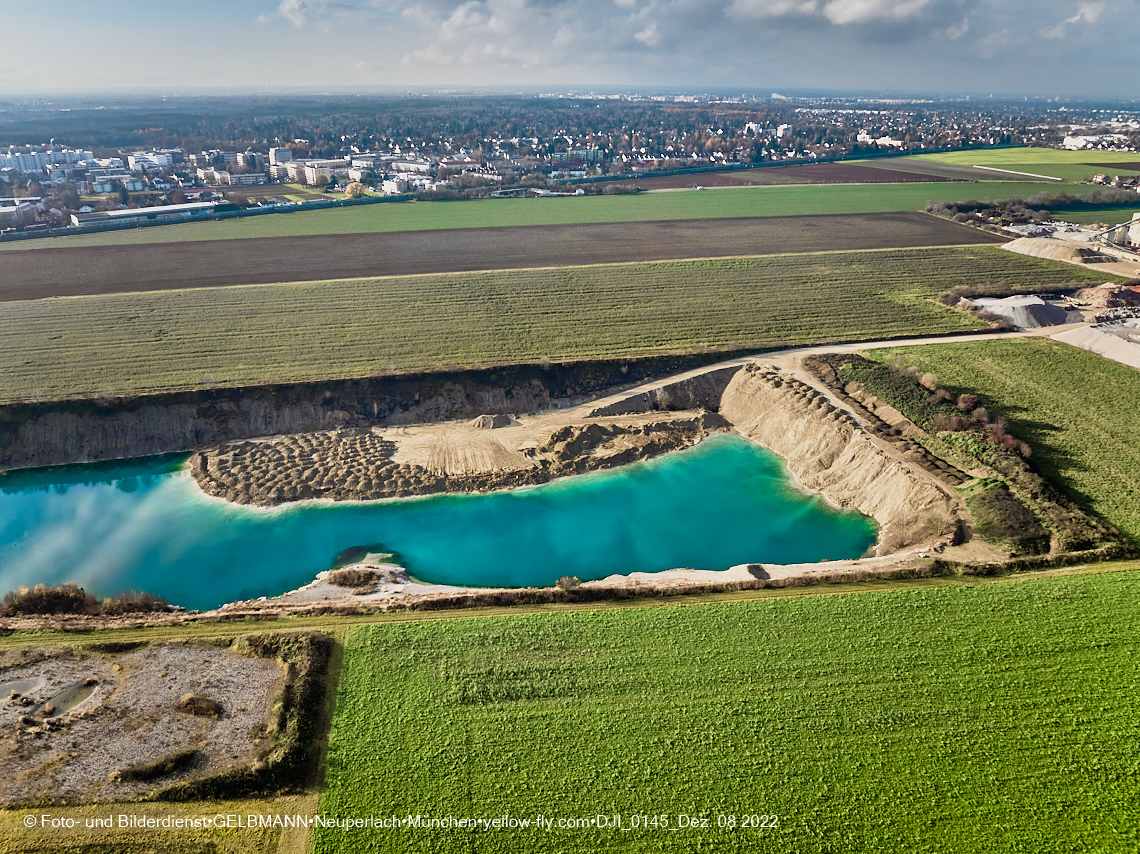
[1052,321,1140,369]
[1003,237,1115,264]
[469,414,513,429]
[966,295,1079,329]
[1076,283,1140,308]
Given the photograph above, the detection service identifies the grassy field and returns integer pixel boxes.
[0,247,1116,404]
[0,181,1055,251]
[868,338,1140,545]
[912,148,1140,183]
[315,568,1140,853]
[1051,207,1140,226]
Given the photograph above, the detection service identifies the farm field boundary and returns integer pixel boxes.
[315,568,1140,853]
[0,181,1056,252]
[867,337,1140,546]
[0,212,1004,301]
[0,246,1115,404]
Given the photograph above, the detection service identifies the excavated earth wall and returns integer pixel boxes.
[719,364,964,555]
[0,353,751,471]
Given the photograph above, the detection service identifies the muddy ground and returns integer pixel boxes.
[0,212,1003,301]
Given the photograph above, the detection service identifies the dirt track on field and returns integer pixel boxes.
[611,163,963,189]
[0,211,1003,302]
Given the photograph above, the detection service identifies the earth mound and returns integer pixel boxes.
[469,414,513,429]
[966,295,1079,329]
[1077,283,1140,308]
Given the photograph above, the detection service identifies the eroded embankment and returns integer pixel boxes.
[191,412,728,506]
[0,351,749,472]
[719,364,964,555]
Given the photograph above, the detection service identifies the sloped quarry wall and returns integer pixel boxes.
[0,353,752,472]
[719,365,962,555]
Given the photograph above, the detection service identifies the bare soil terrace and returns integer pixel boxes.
[0,212,1003,301]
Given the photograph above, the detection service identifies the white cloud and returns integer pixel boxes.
[728,0,818,18]
[442,1,490,39]
[260,0,384,27]
[821,0,934,25]
[635,22,661,44]
[729,0,939,23]
[552,25,575,46]
[285,0,312,25]
[946,15,968,38]
[1044,1,1107,37]
[404,42,456,63]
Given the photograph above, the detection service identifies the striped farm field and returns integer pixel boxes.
[0,180,1055,252]
[0,246,1116,404]
[315,569,1140,853]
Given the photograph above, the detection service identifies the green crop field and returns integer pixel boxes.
[0,247,1115,404]
[1051,207,1140,226]
[315,569,1140,853]
[912,148,1140,183]
[0,181,1055,252]
[869,338,1140,545]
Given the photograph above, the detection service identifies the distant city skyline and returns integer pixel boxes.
[0,0,1134,99]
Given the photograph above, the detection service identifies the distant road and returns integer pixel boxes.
[0,212,1002,302]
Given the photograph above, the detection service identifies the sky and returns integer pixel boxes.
[0,0,1135,98]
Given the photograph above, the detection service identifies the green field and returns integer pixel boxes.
[913,148,1140,183]
[315,568,1140,853]
[869,338,1140,545]
[0,247,1116,404]
[1051,207,1140,226]
[0,181,1056,251]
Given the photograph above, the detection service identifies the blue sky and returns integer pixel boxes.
[0,0,1134,97]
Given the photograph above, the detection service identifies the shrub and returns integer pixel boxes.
[112,749,198,783]
[175,694,224,718]
[556,575,582,591]
[957,393,980,411]
[327,568,378,588]
[0,584,172,617]
[2,583,92,616]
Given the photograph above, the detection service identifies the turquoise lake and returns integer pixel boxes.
[0,434,876,611]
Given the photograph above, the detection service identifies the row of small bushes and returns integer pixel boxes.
[151,631,330,802]
[935,541,1136,576]
[1,583,173,617]
[807,352,1121,553]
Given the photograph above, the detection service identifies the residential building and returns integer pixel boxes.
[0,199,38,229]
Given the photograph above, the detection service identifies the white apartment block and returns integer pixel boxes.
[0,148,94,173]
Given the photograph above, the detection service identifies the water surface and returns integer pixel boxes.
[0,435,876,610]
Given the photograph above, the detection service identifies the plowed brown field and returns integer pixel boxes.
[0,212,1002,302]
[612,163,964,189]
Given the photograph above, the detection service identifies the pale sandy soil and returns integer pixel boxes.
[1002,235,1140,278]
[0,643,282,805]
[385,409,706,477]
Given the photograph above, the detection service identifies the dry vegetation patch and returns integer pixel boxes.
[0,636,327,806]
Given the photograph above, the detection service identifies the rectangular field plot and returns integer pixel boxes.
[0,181,1055,252]
[0,247,1115,404]
[869,338,1140,545]
[316,571,1140,853]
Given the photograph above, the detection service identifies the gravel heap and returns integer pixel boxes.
[966,295,1080,329]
